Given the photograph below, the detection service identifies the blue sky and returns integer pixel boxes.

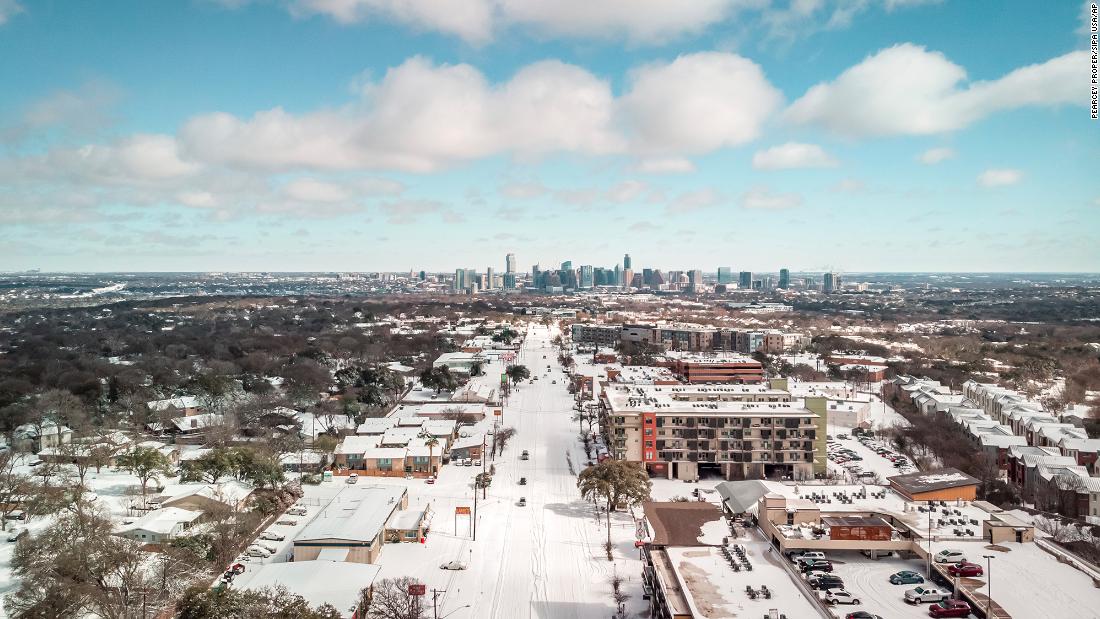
[0,0,1096,273]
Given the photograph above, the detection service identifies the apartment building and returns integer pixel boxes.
[600,383,824,481]
[570,323,623,347]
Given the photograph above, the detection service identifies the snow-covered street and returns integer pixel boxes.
[286,323,643,618]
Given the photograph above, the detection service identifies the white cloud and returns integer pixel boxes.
[786,44,1086,137]
[621,52,783,155]
[289,0,745,44]
[180,57,621,173]
[740,186,803,210]
[290,0,494,43]
[830,178,866,193]
[282,178,353,203]
[667,188,724,213]
[634,157,696,174]
[499,181,548,199]
[918,147,955,165]
[0,0,23,25]
[978,168,1022,187]
[751,142,837,169]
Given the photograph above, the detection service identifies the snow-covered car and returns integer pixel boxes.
[6,528,27,542]
[287,507,307,516]
[904,586,949,604]
[440,561,467,570]
[252,542,277,553]
[244,548,269,558]
[825,590,861,605]
[260,531,285,541]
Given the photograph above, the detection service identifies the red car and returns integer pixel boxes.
[928,599,972,618]
[947,561,983,577]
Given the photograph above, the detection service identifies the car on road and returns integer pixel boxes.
[287,507,307,516]
[519,477,527,485]
[889,570,925,585]
[521,450,529,460]
[259,531,285,541]
[518,497,527,506]
[426,476,436,484]
[904,586,950,604]
[346,473,359,484]
[440,561,467,570]
[928,600,972,618]
[824,590,861,605]
[947,561,983,577]
[845,613,883,619]
[934,549,966,564]
[800,559,833,573]
[7,528,27,542]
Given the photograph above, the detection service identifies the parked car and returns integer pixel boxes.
[934,549,966,564]
[519,477,527,485]
[473,459,482,467]
[426,476,436,484]
[259,531,285,541]
[518,497,527,506]
[346,474,359,484]
[5,510,26,521]
[928,600,973,618]
[6,528,27,542]
[845,613,883,619]
[287,507,307,516]
[947,561,983,577]
[252,542,276,553]
[800,559,833,573]
[889,570,925,585]
[244,548,269,558]
[521,450,530,460]
[440,561,467,570]
[808,574,845,590]
[794,551,827,565]
[825,590,861,605]
[462,459,472,467]
[274,519,298,526]
[904,586,950,604]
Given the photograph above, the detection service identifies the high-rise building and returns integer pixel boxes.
[688,269,702,288]
[823,272,842,294]
[614,264,623,286]
[642,268,654,285]
[579,265,594,288]
[486,267,494,290]
[505,253,516,274]
[779,268,790,289]
[651,270,665,286]
[503,273,516,289]
[739,271,752,289]
[561,260,573,271]
[623,253,632,270]
[454,268,466,291]
[418,270,426,281]
[623,269,634,288]
[717,267,733,284]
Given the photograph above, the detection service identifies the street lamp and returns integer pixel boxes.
[983,554,995,618]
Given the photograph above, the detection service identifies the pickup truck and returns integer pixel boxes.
[904,586,949,604]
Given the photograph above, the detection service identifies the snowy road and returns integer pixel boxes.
[333,323,640,619]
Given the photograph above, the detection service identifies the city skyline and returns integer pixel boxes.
[1,2,1097,273]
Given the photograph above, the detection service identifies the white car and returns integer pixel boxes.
[440,561,468,570]
[260,531,285,541]
[934,549,966,564]
[824,590,861,605]
[473,459,482,467]
[287,507,307,516]
[244,548,269,558]
[252,542,277,553]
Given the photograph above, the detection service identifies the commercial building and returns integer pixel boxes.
[823,272,841,293]
[738,271,752,289]
[778,268,790,289]
[293,485,410,564]
[887,468,980,502]
[505,252,516,273]
[716,266,732,284]
[659,352,765,384]
[601,382,823,481]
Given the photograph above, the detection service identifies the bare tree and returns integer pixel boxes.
[364,577,427,619]
[0,452,31,530]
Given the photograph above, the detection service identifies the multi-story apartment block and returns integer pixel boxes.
[601,383,824,481]
[660,352,765,384]
[570,323,623,347]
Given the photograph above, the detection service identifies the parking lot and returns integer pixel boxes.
[815,551,976,619]
[826,430,916,483]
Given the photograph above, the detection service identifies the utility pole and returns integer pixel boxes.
[983,554,995,618]
[472,468,478,541]
[432,588,444,619]
[482,434,488,499]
